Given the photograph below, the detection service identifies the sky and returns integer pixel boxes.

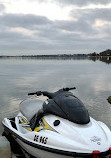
[0,0,111,55]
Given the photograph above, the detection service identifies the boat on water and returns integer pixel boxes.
[2,87,111,158]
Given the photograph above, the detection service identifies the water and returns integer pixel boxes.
[0,58,111,134]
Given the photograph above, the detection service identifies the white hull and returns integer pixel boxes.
[2,113,111,158]
[17,139,75,158]
[2,92,111,158]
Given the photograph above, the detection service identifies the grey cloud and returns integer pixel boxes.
[0,29,34,50]
[71,8,111,23]
[54,20,96,35]
[0,13,54,50]
[0,4,5,12]
[0,14,52,29]
[70,8,111,39]
[70,8,111,43]
[26,0,111,6]
[36,17,96,42]
[0,30,27,40]
[0,8,111,53]
[27,19,111,50]
[55,0,111,6]
[31,18,91,42]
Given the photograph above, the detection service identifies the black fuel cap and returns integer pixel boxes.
[53,120,60,126]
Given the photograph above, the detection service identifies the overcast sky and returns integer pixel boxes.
[0,0,111,55]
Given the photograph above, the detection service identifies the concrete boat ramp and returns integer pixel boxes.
[0,135,33,158]
[0,136,16,158]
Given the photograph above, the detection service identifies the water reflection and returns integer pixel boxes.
[0,55,111,64]
[89,56,111,64]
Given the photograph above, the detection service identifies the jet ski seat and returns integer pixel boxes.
[19,98,43,122]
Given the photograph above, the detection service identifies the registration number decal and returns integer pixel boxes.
[34,135,48,144]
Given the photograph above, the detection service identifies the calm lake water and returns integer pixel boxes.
[0,58,111,134]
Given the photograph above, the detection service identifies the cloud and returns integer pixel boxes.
[56,0,111,6]
[0,13,55,51]
[0,1,111,54]
[70,8,111,40]
[55,19,96,35]
[71,8,111,22]
[31,0,111,7]
[0,3,5,12]
[0,11,111,52]
[0,13,52,29]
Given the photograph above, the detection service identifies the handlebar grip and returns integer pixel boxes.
[69,87,76,90]
[36,91,42,96]
[28,92,36,96]
[63,87,76,91]
[28,91,41,96]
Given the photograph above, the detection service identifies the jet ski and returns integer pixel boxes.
[2,87,111,158]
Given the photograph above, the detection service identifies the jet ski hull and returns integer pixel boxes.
[16,139,110,158]
[2,123,90,158]
[17,139,76,158]
[2,114,111,158]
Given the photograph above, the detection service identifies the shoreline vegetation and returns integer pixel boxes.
[0,49,111,63]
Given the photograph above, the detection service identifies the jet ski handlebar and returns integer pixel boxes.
[28,87,76,99]
[63,87,76,91]
[28,91,41,96]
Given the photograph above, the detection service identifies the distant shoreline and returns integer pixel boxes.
[0,54,110,60]
[0,49,111,58]
[0,54,88,59]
